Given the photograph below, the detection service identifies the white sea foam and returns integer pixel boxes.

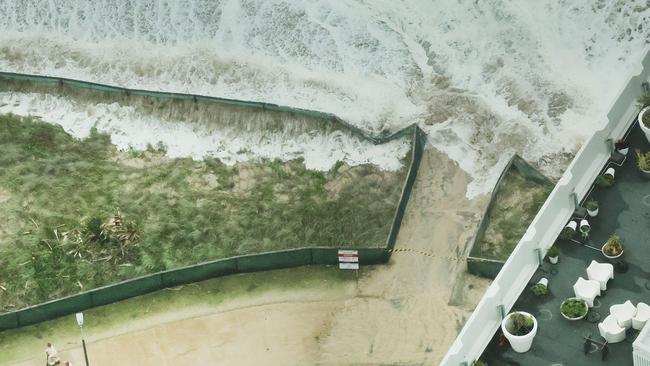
[1,0,649,197]
[0,92,410,171]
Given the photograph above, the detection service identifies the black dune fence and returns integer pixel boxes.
[466,154,553,279]
[0,71,411,145]
[0,73,427,330]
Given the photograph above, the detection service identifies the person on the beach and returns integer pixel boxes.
[46,342,60,365]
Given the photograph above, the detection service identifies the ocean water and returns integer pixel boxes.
[0,0,649,197]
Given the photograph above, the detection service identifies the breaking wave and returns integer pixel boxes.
[1,0,649,196]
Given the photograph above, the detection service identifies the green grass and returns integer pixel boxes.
[476,169,553,260]
[0,114,409,310]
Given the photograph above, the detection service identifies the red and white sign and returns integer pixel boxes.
[338,250,359,269]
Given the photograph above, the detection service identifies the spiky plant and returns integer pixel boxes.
[603,234,623,256]
[100,211,139,258]
[507,313,534,336]
[636,149,650,172]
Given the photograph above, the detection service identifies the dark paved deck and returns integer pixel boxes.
[481,122,650,366]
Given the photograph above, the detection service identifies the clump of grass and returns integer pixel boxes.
[0,114,410,310]
[506,312,534,336]
[530,283,548,297]
[636,149,650,171]
[560,298,588,319]
[595,174,614,188]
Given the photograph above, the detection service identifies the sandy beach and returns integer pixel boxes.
[3,145,490,366]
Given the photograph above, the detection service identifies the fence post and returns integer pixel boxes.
[534,248,543,267]
[496,304,505,320]
[569,189,579,210]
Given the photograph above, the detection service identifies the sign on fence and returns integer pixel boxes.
[338,250,359,269]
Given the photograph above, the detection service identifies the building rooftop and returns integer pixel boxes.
[481,122,650,366]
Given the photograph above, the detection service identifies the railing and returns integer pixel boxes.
[441,47,650,366]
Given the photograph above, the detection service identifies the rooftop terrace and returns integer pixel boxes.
[481,122,650,365]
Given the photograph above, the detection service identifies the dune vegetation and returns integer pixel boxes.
[0,114,410,310]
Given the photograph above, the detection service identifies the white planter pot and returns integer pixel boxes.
[579,219,590,233]
[602,243,624,259]
[587,207,599,217]
[565,221,577,231]
[501,311,538,353]
[617,147,629,156]
[560,298,588,321]
[604,167,615,178]
[538,278,548,287]
[639,106,650,143]
[549,256,558,264]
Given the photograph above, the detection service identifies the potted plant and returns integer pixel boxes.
[560,298,588,321]
[473,361,488,366]
[595,168,615,188]
[501,311,537,353]
[547,246,560,264]
[615,139,629,156]
[638,92,650,143]
[530,278,548,297]
[559,221,576,240]
[636,149,650,179]
[585,199,599,217]
[579,219,590,241]
[602,234,624,259]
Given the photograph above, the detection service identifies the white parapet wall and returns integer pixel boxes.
[440,47,650,366]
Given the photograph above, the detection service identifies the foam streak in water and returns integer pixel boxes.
[0,92,410,171]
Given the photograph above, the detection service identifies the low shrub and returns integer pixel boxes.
[530,283,548,297]
[595,174,614,188]
[506,313,534,336]
[603,234,624,257]
[561,298,587,319]
[585,199,598,211]
[547,246,560,257]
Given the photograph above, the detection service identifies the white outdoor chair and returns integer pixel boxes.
[633,302,650,330]
[610,300,637,329]
[598,314,626,343]
[586,260,614,291]
[573,277,601,307]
